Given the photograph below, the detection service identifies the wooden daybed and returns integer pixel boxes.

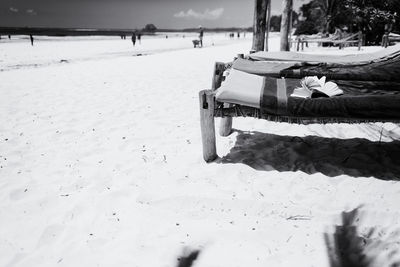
[199,46,400,162]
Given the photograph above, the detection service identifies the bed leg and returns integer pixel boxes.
[219,117,232,137]
[199,90,217,162]
[219,104,233,137]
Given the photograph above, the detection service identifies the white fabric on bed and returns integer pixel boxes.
[215,69,264,108]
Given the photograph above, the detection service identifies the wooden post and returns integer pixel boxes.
[280,0,293,51]
[384,34,389,48]
[212,62,233,137]
[362,32,366,46]
[265,0,271,51]
[252,0,268,51]
[288,6,293,50]
[382,23,391,48]
[211,62,226,91]
[338,30,343,50]
[199,90,217,162]
[358,31,362,51]
[382,31,389,48]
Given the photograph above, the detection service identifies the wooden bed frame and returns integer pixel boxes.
[199,59,400,162]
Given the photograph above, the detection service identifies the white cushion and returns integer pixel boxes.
[215,69,264,108]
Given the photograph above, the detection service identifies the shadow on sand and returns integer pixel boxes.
[219,130,400,180]
[325,207,400,267]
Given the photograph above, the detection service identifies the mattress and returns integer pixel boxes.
[215,65,400,120]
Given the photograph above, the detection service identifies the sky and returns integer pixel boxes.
[0,0,309,29]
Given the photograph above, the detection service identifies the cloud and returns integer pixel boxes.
[26,9,37,15]
[9,7,19,13]
[174,8,224,20]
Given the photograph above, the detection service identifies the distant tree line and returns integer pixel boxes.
[295,0,400,45]
[143,24,157,32]
[142,23,252,33]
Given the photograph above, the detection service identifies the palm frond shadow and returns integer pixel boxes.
[219,130,400,180]
[176,249,201,267]
[325,208,400,267]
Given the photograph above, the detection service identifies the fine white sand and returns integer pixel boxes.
[1,33,400,267]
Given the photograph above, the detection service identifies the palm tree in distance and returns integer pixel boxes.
[311,0,341,33]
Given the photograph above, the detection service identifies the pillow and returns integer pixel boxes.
[215,68,264,108]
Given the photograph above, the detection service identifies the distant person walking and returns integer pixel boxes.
[137,33,141,44]
[199,26,204,47]
[131,33,136,46]
[30,34,34,46]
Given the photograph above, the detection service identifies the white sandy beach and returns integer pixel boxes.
[1,33,400,267]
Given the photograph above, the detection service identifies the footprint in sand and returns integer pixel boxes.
[36,224,65,248]
[4,253,27,267]
[9,188,28,201]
